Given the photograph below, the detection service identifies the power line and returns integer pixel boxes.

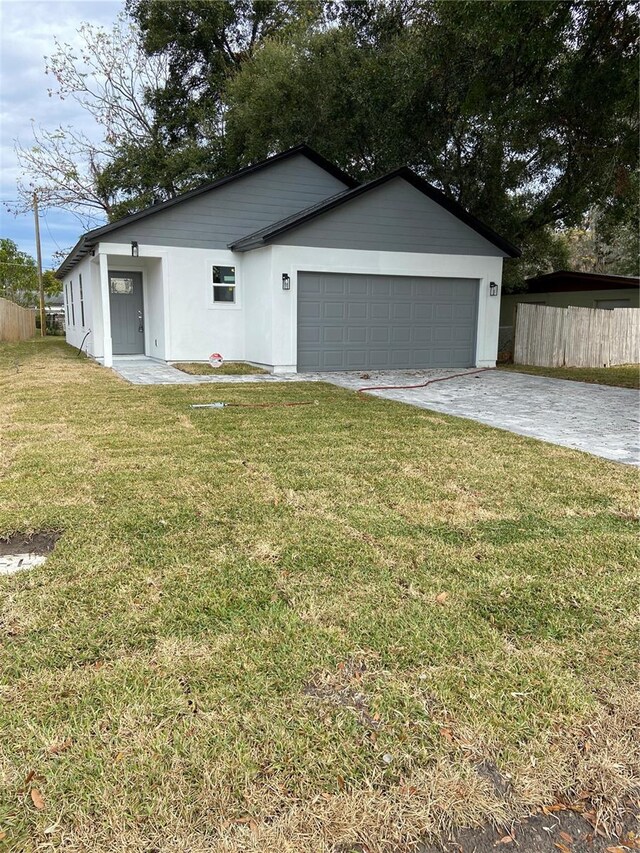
[42,211,63,253]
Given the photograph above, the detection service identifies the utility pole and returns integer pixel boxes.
[33,191,46,337]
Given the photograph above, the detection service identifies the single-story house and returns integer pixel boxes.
[499,270,640,350]
[56,145,519,373]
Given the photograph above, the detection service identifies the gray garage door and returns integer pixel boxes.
[297,272,478,371]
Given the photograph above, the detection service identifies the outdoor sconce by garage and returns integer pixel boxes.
[131,240,139,257]
[282,273,291,291]
[489,281,498,296]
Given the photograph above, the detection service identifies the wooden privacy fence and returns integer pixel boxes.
[514,303,640,368]
[0,297,36,342]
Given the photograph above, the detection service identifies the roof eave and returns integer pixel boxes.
[55,144,359,276]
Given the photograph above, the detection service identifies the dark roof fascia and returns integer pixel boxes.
[230,166,521,258]
[55,145,359,278]
[525,270,640,293]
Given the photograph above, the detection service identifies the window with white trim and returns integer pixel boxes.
[79,274,85,326]
[65,283,70,324]
[70,280,75,325]
[212,265,236,303]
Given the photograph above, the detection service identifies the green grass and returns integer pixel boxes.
[499,363,640,389]
[1,339,638,852]
[172,360,268,375]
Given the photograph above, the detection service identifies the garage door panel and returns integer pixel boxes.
[371,327,390,343]
[413,326,433,343]
[435,304,453,320]
[347,302,367,320]
[298,300,321,320]
[391,326,411,344]
[297,272,477,371]
[346,350,367,368]
[346,327,367,343]
[370,349,391,367]
[298,326,321,344]
[433,326,454,343]
[323,302,346,320]
[393,303,412,321]
[414,303,434,321]
[323,326,345,343]
[371,303,392,320]
[348,279,368,296]
[394,281,413,298]
[371,281,391,297]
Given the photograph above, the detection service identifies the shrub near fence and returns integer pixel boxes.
[0,297,36,342]
[514,303,640,368]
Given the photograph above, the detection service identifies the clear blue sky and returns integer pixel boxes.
[0,0,123,269]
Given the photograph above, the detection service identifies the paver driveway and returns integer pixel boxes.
[110,358,639,465]
[329,368,638,466]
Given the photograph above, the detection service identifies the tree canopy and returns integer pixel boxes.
[13,0,639,282]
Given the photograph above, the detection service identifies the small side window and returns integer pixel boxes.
[212,266,235,303]
[79,274,85,327]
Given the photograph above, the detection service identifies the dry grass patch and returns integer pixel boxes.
[172,361,269,375]
[0,338,638,852]
[499,363,640,388]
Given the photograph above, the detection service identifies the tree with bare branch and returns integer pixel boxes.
[12,14,169,225]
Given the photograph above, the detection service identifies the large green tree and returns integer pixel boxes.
[0,239,60,308]
[222,0,639,284]
[126,0,323,182]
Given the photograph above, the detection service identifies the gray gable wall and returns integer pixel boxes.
[272,177,506,257]
[102,154,350,250]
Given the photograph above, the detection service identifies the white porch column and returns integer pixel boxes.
[98,252,113,367]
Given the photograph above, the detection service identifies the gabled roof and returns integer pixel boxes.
[229,167,521,258]
[525,270,640,293]
[55,145,358,278]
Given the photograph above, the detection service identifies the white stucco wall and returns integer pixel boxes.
[267,245,504,370]
[63,254,95,353]
[97,242,246,362]
[80,240,504,370]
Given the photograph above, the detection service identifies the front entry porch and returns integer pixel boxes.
[95,250,168,367]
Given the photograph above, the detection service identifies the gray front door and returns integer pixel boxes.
[109,271,144,355]
[297,272,478,371]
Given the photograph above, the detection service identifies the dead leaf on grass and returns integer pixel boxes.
[30,788,45,810]
[494,834,514,845]
[542,803,567,814]
[435,591,449,604]
[559,831,574,843]
[48,738,72,755]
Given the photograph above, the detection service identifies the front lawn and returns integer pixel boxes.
[499,363,640,389]
[172,360,268,375]
[1,339,638,852]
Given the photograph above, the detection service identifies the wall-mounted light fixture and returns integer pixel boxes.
[282,273,291,291]
[489,281,498,297]
[131,241,139,258]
